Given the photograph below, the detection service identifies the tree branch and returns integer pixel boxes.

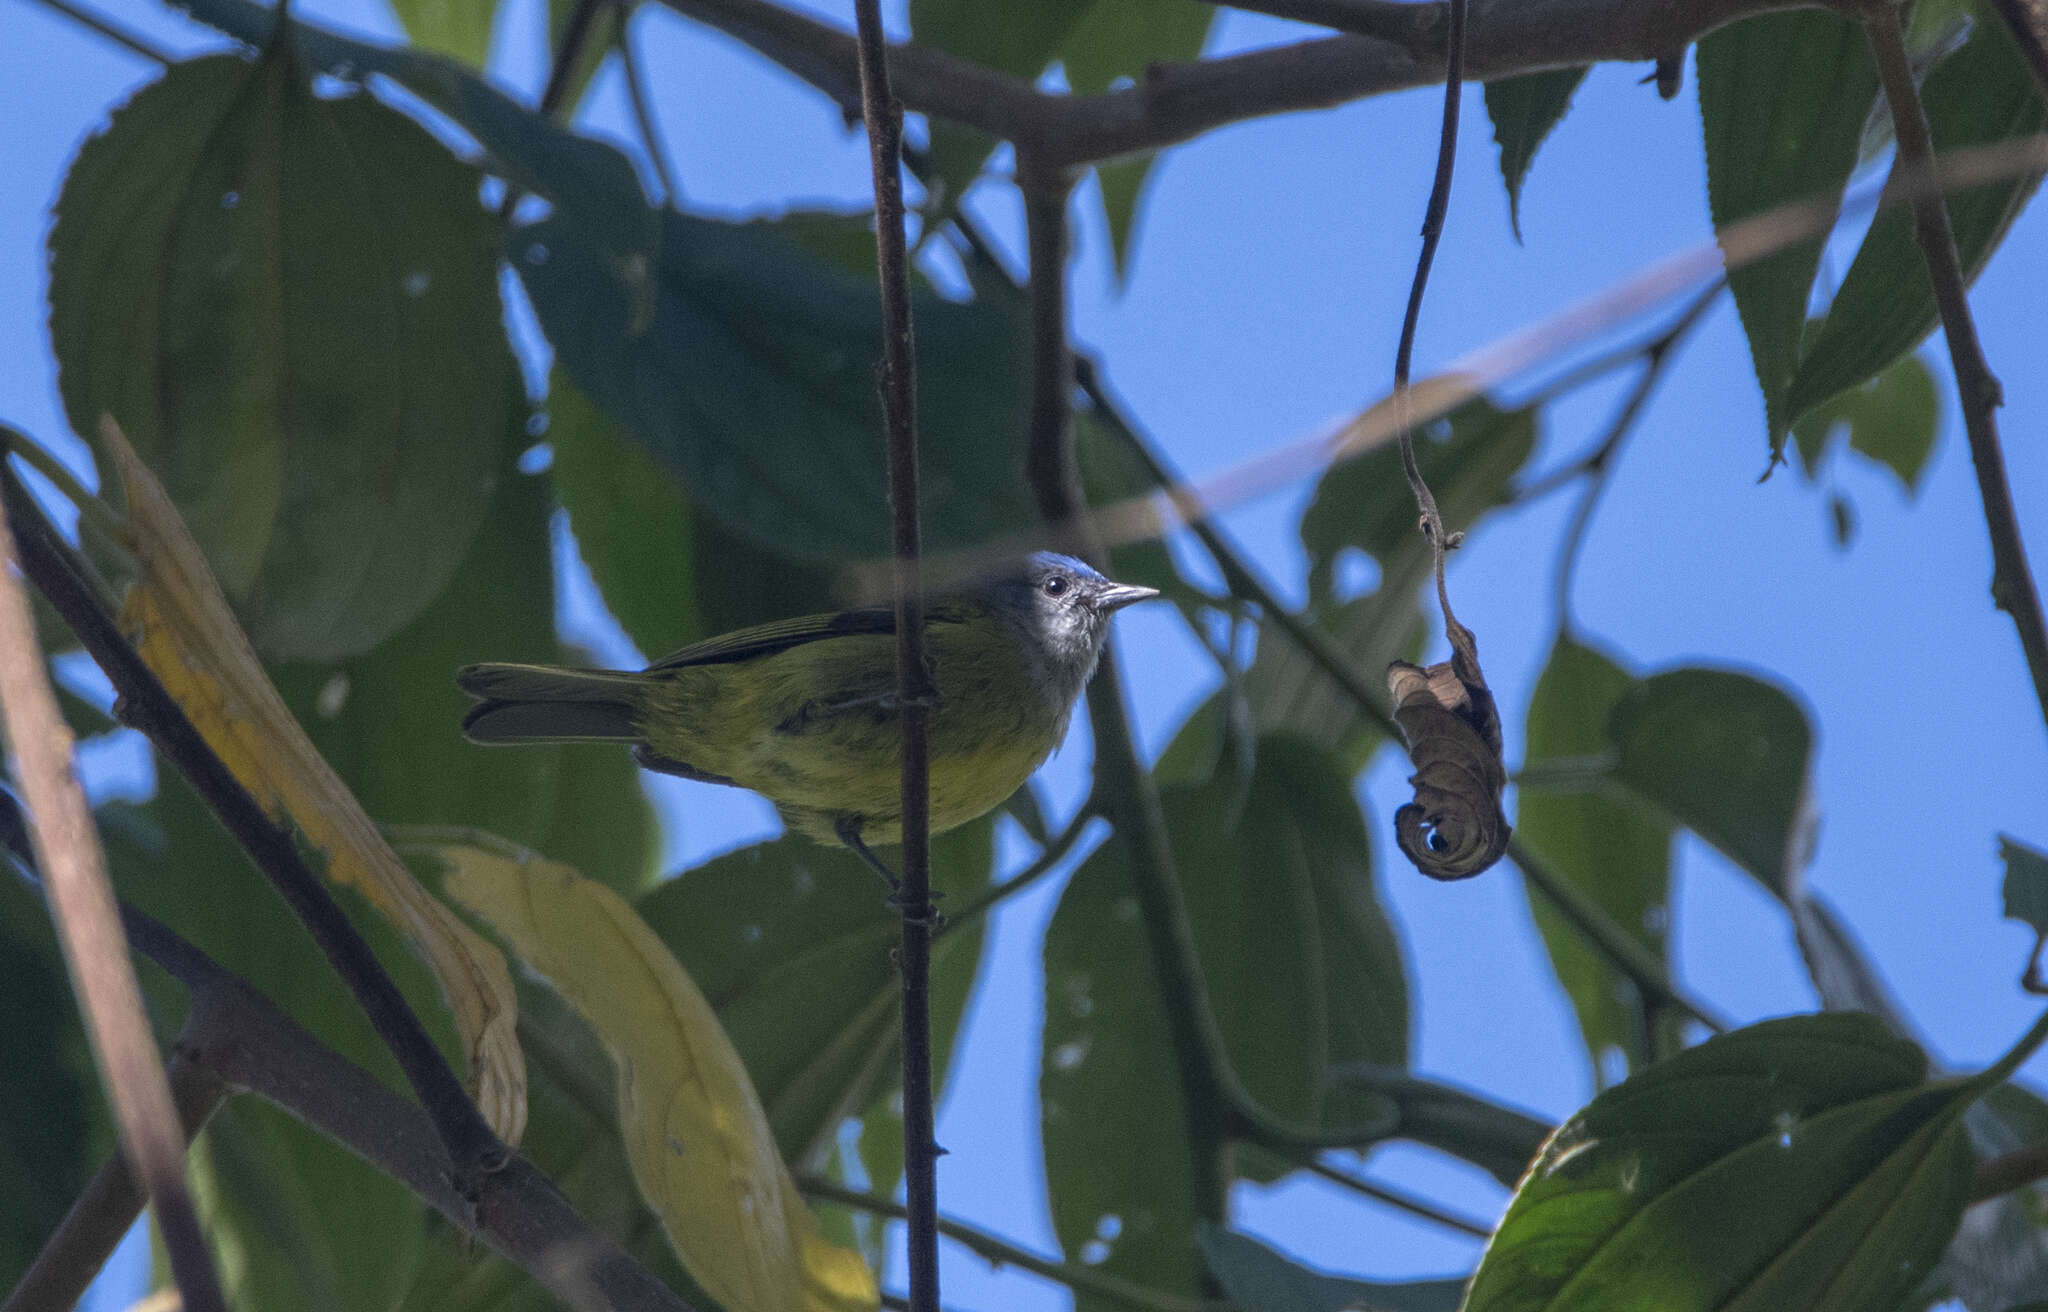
[117,903,694,1312]
[0,489,224,1312]
[651,0,1809,165]
[1299,1156,1494,1238]
[0,467,507,1198]
[1864,6,2048,740]
[851,5,940,1309]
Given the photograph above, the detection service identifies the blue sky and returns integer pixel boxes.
[6,0,2048,1307]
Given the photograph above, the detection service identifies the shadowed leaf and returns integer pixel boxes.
[1484,67,1587,241]
[1197,1225,1465,1312]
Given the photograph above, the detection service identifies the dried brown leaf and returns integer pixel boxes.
[1387,644,1510,880]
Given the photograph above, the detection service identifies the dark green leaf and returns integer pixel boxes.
[1939,1081,2048,1309]
[0,871,105,1279]
[1609,667,1814,901]
[1484,67,1588,241]
[1197,1224,1466,1312]
[1697,10,1877,450]
[912,0,1090,76]
[1244,588,1423,775]
[1043,832,1205,1309]
[518,208,1039,561]
[2002,834,2048,938]
[1790,349,1941,491]
[277,430,660,896]
[1792,894,1917,1033]
[1178,736,1410,1133]
[1063,0,1216,278]
[633,816,994,1166]
[1466,1013,1977,1312]
[1517,636,1674,1085]
[1788,11,2047,424]
[49,51,516,661]
[546,368,703,660]
[178,0,659,269]
[391,0,499,67]
[1300,399,1539,594]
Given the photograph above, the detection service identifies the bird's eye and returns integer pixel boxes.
[1042,574,1069,597]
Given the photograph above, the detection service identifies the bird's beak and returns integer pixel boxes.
[1091,581,1160,613]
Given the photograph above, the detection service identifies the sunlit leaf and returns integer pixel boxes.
[390,0,500,67]
[441,843,879,1312]
[1698,9,1876,449]
[1788,10,2047,424]
[1466,1013,1976,1312]
[1484,67,1587,241]
[48,50,514,660]
[104,422,525,1141]
[1197,1224,1465,1312]
[1790,349,1941,492]
[1609,667,1815,902]
[1517,636,1674,1084]
[633,817,994,1168]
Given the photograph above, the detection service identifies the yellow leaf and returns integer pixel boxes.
[102,417,526,1143]
[439,842,880,1312]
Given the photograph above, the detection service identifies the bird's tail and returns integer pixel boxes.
[457,663,649,744]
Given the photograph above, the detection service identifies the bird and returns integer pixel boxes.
[456,552,1157,882]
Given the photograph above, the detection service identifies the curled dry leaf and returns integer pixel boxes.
[1386,643,1511,880]
[438,841,879,1312]
[102,418,526,1142]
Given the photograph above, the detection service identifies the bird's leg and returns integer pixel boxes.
[833,816,943,928]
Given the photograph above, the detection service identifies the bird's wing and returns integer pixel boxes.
[646,604,965,670]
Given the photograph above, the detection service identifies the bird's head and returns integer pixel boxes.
[977,552,1158,701]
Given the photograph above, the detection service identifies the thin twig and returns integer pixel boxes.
[23,0,171,63]
[0,469,507,1199]
[850,5,940,1309]
[937,806,1099,934]
[1973,1138,2048,1202]
[542,0,613,116]
[0,490,225,1312]
[622,4,683,204]
[1865,6,2048,740]
[1550,285,1713,632]
[797,1176,1231,1312]
[1300,1156,1493,1238]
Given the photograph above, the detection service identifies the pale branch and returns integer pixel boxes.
[0,486,224,1312]
[651,0,1818,166]
[1864,6,2048,740]
[0,467,507,1199]
[851,4,941,1309]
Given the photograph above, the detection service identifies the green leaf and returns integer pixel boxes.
[1043,831,1205,1309]
[546,0,623,115]
[48,50,516,661]
[0,870,106,1279]
[1466,1013,1977,1312]
[1063,0,1216,279]
[390,0,500,67]
[1484,67,1588,241]
[1300,399,1539,595]
[276,428,660,896]
[1790,349,1941,492]
[1178,736,1410,1135]
[633,816,994,1167]
[1697,10,1877,450]
[546,368,703,660]
[517,208,1039,560]
[2002,834,2048,939]
[912,0,1091,76]
[179,0,658,270]
[1788,11,2047,424]
[1609,668,1814,901]
[1517,636,1675,1086]
[1196,1225,1465,1312]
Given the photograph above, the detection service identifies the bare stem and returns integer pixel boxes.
[851,4,940,1308]
[0,469,506,1199]
[1864,8,2048,740]
[0,487,225,1312]
[1300,1156,1494,1238]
